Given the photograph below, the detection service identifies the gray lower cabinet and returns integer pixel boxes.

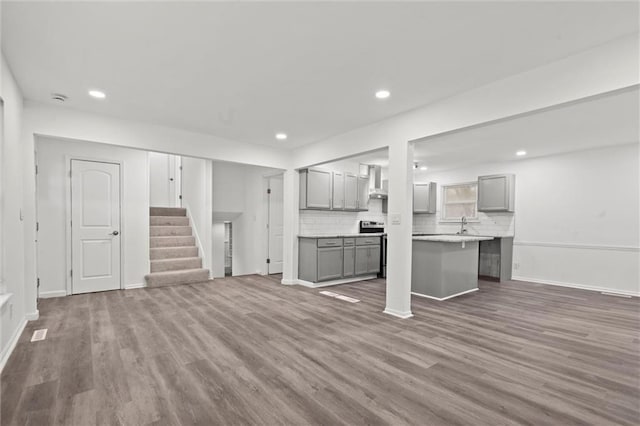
[355,238,381,275]
[317,247,344,281]
[343,246,355,277]
[298,236,380,283]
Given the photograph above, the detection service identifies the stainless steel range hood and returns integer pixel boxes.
[367,165,388,199]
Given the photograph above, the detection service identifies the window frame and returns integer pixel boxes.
[440,181,479,222]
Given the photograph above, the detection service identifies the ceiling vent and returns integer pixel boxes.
[51,93,68,102]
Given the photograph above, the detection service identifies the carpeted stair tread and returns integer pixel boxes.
[150,236,196,248]
[150,207,187,217]
[150,226,192,237]
[151,216,189,226]
[151,257,202,273]
[145,269,210,287]
[150,246,198,260]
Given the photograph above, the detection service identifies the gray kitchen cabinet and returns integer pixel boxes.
[478,174,515,212]
[317,247,344,281]
[299,237,344,282]
[367,245,381,274]
[413,182,437,214]
[332,172,344,210]
[299,236,380,282]
[343,245,355,277]
[354,246,370,275]
[344,173,358,210]
[354,236,381,274]
[299,168,332,210]
[356,175,370,211]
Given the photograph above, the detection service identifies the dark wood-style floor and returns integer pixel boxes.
[2,275,639,425]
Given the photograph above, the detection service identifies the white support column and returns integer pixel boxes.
[281,168,299,285]
[384,140,414,318]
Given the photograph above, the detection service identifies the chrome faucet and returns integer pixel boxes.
[458,216,468,235]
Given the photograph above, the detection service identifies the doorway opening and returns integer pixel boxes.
[224,222,232,277]
[266,174,284,274]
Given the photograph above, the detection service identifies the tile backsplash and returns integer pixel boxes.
[299,199,387,235]
[413,211,515,237]
[299,198,514,237]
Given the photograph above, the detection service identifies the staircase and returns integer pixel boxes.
[145,207,210,287]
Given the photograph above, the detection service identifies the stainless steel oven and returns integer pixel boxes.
[359,221,386,278]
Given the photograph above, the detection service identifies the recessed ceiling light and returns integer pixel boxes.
[516,150,527,156]
[420,166,428,171]
[375,90,390,99]
[275,133,287,140]
[88,90,106,99]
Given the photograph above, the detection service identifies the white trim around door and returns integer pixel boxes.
[65,156,124,295]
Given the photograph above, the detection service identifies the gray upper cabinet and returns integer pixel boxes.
[332,172,344,210]
[478,174,515,212]
[299,168,332,209]
[413,182,437,214]
[344,173,358,210]
[356,175,370,211]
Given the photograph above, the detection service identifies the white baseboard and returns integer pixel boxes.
[0,317,27,373]
[512,276,639,297]
[125,283,146,290]
[383,308,414,319]
[296,275,377,288]
[25,310,39,321]
[280,278,297,285]
[38,290,67,299]
[411,287,479,301]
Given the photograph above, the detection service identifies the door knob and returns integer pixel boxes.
[110,231,119,236]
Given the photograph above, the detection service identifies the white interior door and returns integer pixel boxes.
[149,152,181,207]
[71,160,121,294]
[268,175,284,274]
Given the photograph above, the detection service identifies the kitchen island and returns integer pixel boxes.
[412,235,494,300]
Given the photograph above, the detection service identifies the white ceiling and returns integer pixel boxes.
[2,2,638,148]
[330,87,639,172]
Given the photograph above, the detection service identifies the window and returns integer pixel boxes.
[441,182,478,221]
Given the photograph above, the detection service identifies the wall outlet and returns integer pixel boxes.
[513,262,520,270]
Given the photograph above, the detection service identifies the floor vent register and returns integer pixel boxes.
[319,291,360,303]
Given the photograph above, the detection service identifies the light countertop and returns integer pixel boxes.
[299,233,385,238]
[413,235,494,243]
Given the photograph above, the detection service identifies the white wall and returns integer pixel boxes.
[212,162,283,277]
[211,223,225,278]
[36,137,150,297]
[1,52,28,370]
[419,143,639,295]
[181,156,213,276]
